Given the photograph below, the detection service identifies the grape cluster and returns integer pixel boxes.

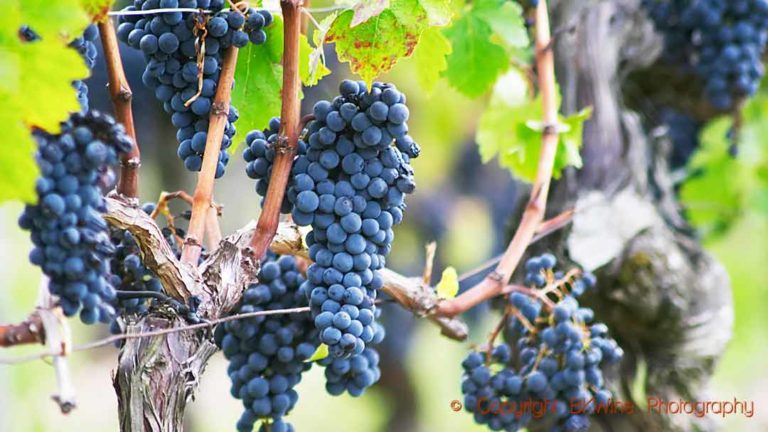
[460,254,623,432]
[19,112,133,324]
[318,321,385,397]
[18,24,98,111]
[643,0,768,110]
[216,253,319,432]
[243,80,420,358]
[116,0,273,177]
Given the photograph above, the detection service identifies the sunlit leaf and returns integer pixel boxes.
[402,26,452,94]
[326,0,429,85]
[435,266,459,299]
[308,344,329,362]
[351,0,390,27]
[443,11,509,98]
[231,16,284,148]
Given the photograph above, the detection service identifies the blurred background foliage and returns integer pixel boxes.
[1,1,768,430]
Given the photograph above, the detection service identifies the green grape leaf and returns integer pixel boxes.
[231,16,284,149]
[402,26,451,93]
[19,41,89,131]
[0,0,91,203]
[474,0,528,48]
[442,10,509,98]
[680,119,752,236]
[308,344,329,362]
[0,105,38,203]
[476,71,589,182]
[435,266,459,299]
[556,107,592,171]
[19,0,90,40]
[326,0,429,85]
[351,0,390,27]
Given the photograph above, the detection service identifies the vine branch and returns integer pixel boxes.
[99,19,140,198]
[0,312,45,347]
[434,0,560,317]
[248,0,303,261]
[182,47,239,264]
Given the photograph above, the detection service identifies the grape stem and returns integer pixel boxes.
[299,113,315,131]
[485,307,510,363]
[99,19,140,199]
[182,47,239,264]
[433,0,561,318]
[456,208,574,284]
[248,0,303,261]
[503,285,555,310]
[149,190,195,220]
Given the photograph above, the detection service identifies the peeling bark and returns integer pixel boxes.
[106,197,260,431]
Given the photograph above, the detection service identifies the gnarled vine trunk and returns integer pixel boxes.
[539,0,734,430]
[114,317,217,432]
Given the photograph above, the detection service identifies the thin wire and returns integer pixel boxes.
[0,306,310,365]
[0,299,396,365]
[106,5,344,17]
[107,8,214,16]
[301,8,323,32]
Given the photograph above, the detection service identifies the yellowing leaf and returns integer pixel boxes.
[80,0,114,21]
[403,26,452,94]
[19,0,90,40]
[0,105,38,203]
[0,0,91,203]
[20,40,89,131]
[436,266,459,299]
[420,0,452,26]
[300,33,330,87]
[326,0,429,85]
[307,344,329,362]
[351,0,390,27]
